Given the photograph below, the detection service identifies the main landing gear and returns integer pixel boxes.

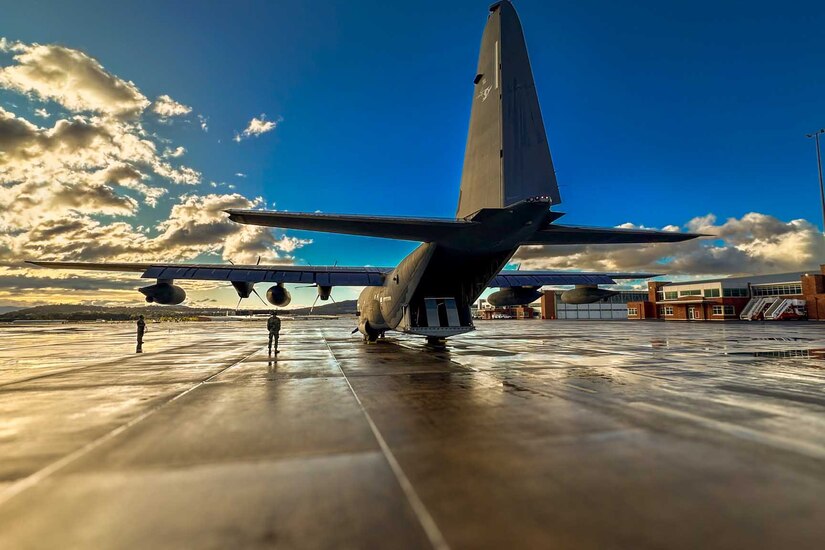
[426,336,447,348]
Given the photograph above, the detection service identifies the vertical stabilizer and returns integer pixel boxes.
[456,1,561,219]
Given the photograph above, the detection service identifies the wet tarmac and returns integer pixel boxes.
[1,318,824,549]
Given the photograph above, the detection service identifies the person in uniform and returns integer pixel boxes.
[136,315,146,353]
[267,312,281,355]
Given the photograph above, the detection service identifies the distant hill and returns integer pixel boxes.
[0,304,228,322]
[0,300,357,322]
[0,306,21,315]
[289,300,357,316]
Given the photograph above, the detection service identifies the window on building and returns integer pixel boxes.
[680,290,701,297]
[723,288,749,297]
[659,306,674,316]
[664,291,678,300]
[703,288,720,298]
[712,305,736,315]
[752,283,802,297]
[627,307,638,316]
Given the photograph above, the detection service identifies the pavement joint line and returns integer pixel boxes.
[0,344,264,509]
[565,383,599,394]
[323,330,450,550]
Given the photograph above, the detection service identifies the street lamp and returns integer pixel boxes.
[806,128,825,233]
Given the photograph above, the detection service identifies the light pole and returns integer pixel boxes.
[806,128,825,233]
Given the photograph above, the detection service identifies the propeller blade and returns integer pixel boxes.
[330,294,336,304]
[256,255,261,266]
[252,287,268,307]
[235,296,243,310]
[309,294,319,315]
[228,259,235,265]
[297,284,317,289]
[351,327,359,334]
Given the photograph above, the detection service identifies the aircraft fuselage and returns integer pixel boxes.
[356,200,551,342]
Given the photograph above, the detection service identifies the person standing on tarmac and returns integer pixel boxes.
[267,312,281,355]
[136,315,146,353]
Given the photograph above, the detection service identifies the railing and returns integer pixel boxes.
[739,298,763,320]
[739,297,777,321]
[763,299,789,320]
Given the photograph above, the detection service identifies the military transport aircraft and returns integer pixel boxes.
[29,1,701,343]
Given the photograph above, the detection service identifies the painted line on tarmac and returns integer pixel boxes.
[0,340,223,389]
[324,330,450,550]
[0,344,264,509]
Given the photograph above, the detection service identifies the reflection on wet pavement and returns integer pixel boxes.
[0,319,824,549]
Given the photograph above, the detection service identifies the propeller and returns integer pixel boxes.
[234,287,269,310]
[308,291,336,314]
[228,255,262,266]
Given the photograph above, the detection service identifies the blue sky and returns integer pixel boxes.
[2,0,825,306]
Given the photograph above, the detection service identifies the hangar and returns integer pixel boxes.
[541,290,648,320]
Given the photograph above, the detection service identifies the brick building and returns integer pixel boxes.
[628,265,825,321]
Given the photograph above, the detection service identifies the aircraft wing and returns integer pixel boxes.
[26,261,393,286]
[523,225,705,245]
[489,270,660,287]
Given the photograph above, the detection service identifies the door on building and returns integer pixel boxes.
[688,307,697,320]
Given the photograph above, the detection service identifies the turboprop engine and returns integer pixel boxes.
[560,285,618,305]
[139,281,186,305]
[266,284,291,307]
[487,286,542,307]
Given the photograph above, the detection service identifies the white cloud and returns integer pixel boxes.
[235,113,281,141]
[514,213,825,277]
[151,94,191,118]
[235,172,246,178]
[163,145,186,158]
[34,107,49,118]
[197,114,208,132]
[0,106,199,221]
[0,39,149,117]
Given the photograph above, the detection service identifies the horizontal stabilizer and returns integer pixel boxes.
[523,225,705,245]
[490,270,660,288]
[226,210,475,242]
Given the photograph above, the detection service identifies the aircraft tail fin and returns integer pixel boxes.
[456,1,561,219]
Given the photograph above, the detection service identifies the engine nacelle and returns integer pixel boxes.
[266,284,291,307]
[487,287,542,307]
[317,285,332,301]
[560,285,618,305]
[139,282,186,305]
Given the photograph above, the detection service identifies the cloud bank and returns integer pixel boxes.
[0,37,306,306]
[515,213,825,277]
[0,39,149,117]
